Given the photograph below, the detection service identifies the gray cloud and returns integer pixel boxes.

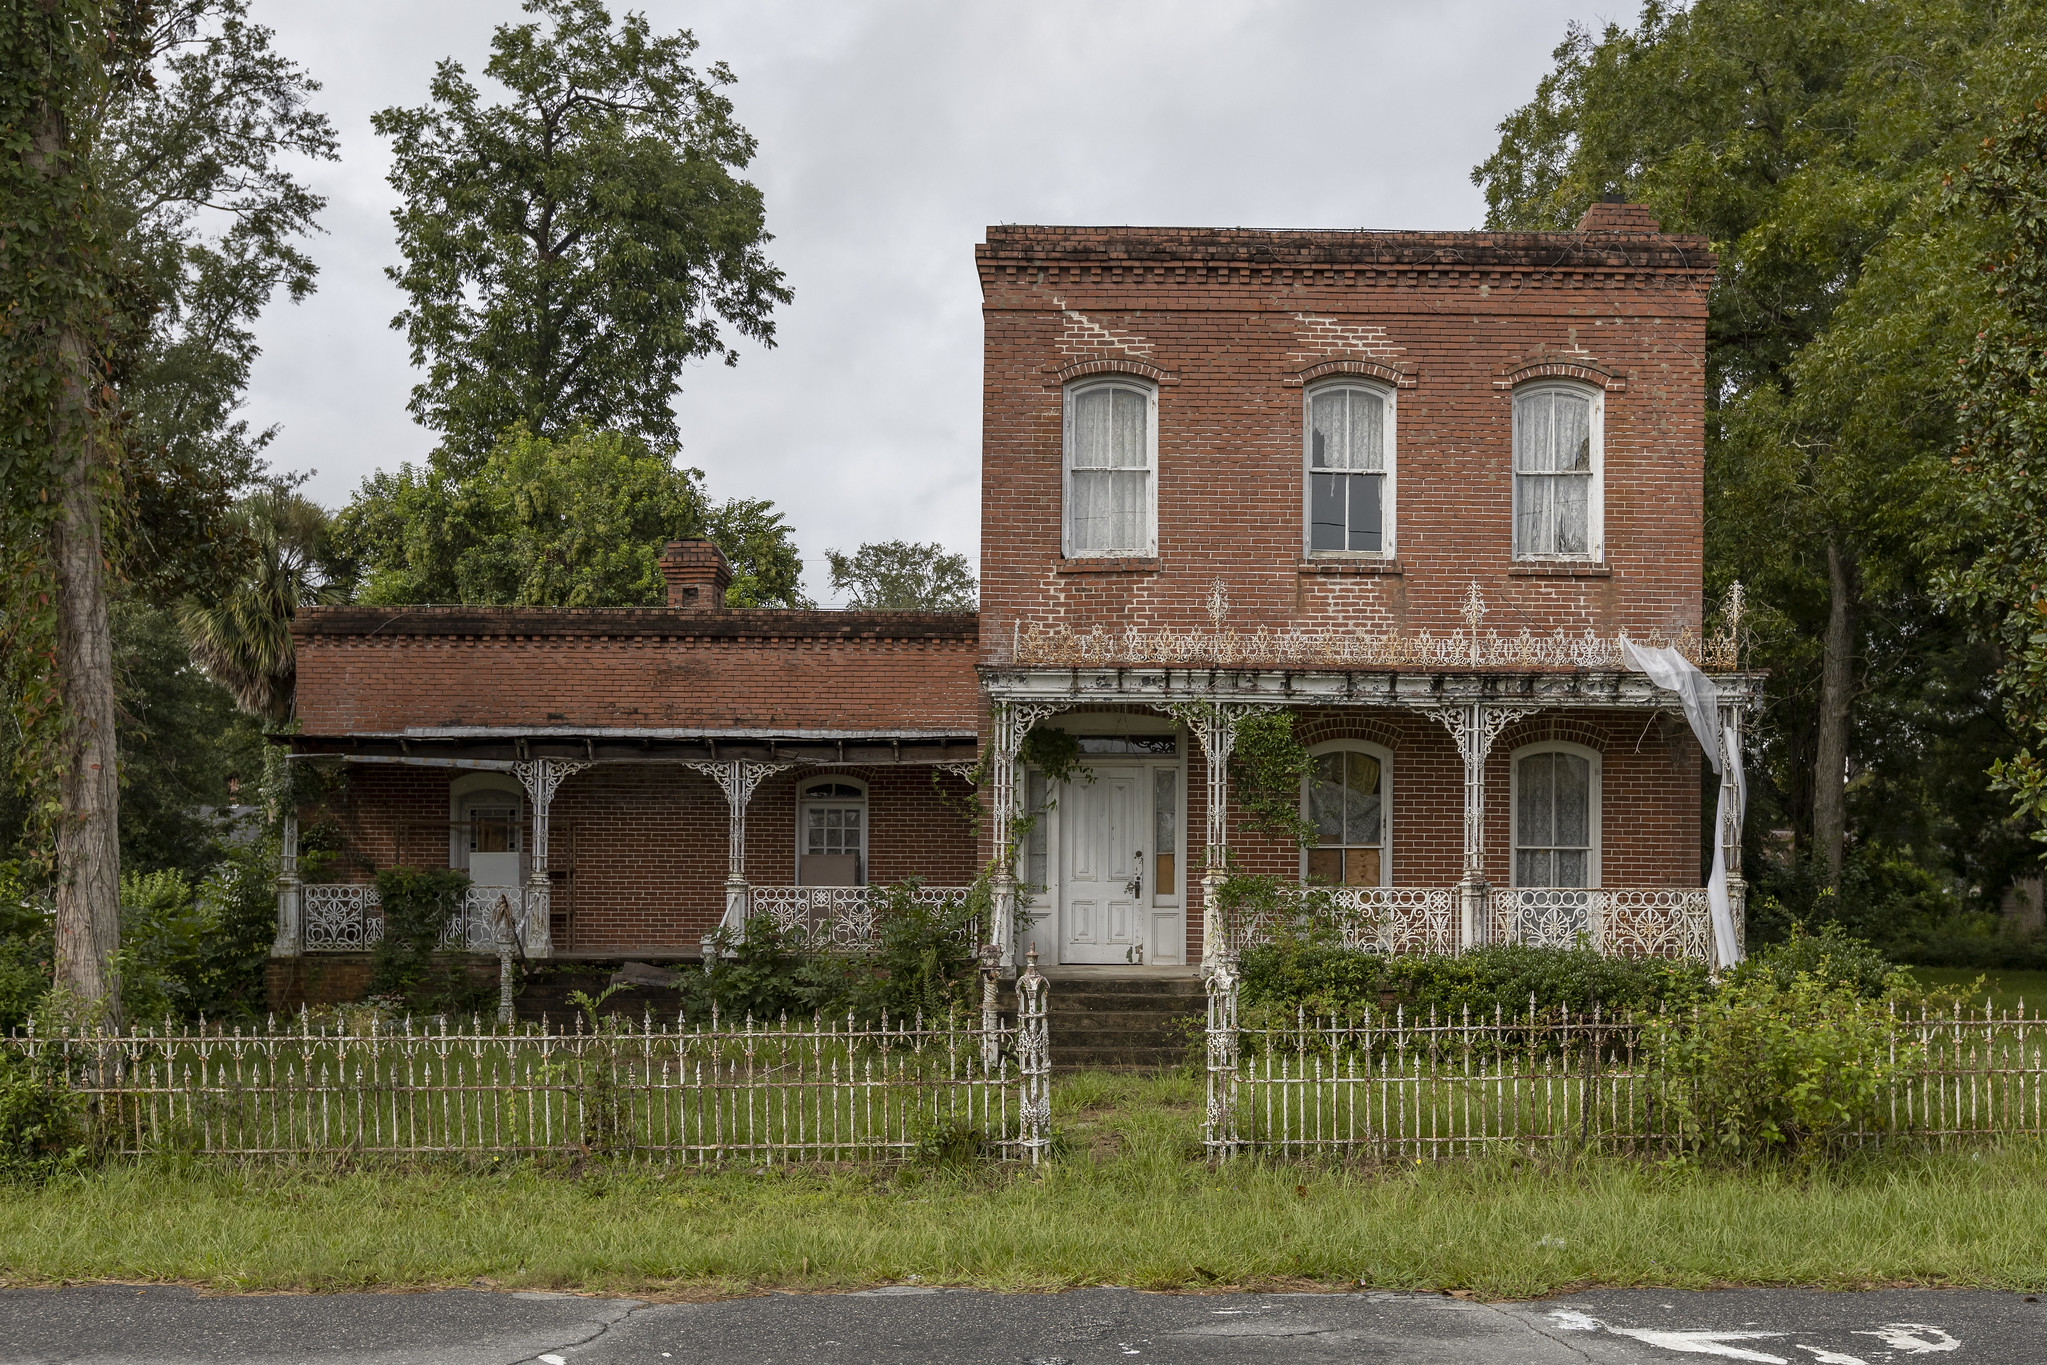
[241,0,1613,603]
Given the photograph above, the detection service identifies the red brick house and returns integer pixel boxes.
[275,201,1755,980]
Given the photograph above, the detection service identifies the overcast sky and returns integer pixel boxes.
[243,0,1622,604]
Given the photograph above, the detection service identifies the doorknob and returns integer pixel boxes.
[1126,850,1143,899]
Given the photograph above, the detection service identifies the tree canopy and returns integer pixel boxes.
[374,0,789,469]
[826,540,977,612]
[1476,0,2047,941]
[336,426,806,609]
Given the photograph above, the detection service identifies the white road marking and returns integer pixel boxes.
[1852,1324,1960,1354]
[538,1356,567,1364]
[1547,1310,1602,1331]
[1794,1348,1869,1365]
[1605,1328,1788,1362]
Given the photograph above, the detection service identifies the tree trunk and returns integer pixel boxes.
[33,92,124,1025]
[1813,535,1855,890]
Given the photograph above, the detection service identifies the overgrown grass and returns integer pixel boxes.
[0,1070,2043,1297]
[1909,967,2047,1013]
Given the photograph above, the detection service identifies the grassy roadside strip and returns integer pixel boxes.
[0,1073,2042,1298]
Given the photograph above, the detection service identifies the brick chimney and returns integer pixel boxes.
[1576,196,1661,234]
[659,539,732,611]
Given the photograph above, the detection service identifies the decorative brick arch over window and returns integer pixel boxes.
[1510,741,1603,889]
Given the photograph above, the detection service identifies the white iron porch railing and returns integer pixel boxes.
[1487,887,1712,960]
[1224,887,1460,960]
[300,885,535,953]
[1224,885,1713,962]
[748,885,978,952]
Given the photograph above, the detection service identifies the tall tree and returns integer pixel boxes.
[336,426,808,609]
[375,0,789,469]
[1,0,333,1014]
[1945,96,2047,843]
[1475,0,2047,905]
[826,540,978,611]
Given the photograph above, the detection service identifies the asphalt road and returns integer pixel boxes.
[0,1284,2037,1364]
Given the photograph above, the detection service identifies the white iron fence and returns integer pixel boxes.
[301,885,536,953]
[748,885,977,951]
[1203,981,2047,1160]
[9,967,1051,1165]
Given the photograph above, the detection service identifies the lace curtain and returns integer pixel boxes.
[1513,389,1592,556]
[1068,384,1151,552]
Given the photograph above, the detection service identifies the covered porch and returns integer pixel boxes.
[980,587,1758,972]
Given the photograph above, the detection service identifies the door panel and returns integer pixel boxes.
[1061,772,1143,964]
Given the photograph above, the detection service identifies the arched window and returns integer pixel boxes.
[1063,378,1156,556]
[1512,382,1603,560]
[1511,744,1601,887]
[797,778,866,886]
[1304,381,1395,556]
[448,774,525,889]
[1302,743,1391,887]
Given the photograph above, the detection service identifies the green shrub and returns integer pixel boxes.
[1644,967,1916,1163]
[685,880,986,1027]
[1735,923,1910,1000]
[0,865,52,1034]
[366,867,486,1014]
[0,1050,83,1181]
[1238,933,1709,1024]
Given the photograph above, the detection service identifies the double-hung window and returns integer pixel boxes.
[1063,379,1156,556]
[1512,747,1599,888]
[1512,383,1602,559]
[1304,745,1390,887]
[1306,383,1393,555]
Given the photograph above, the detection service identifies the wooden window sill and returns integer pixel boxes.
[1508,562,1612,579]
[1298,558,1403,577]
[1056,557,1160,575]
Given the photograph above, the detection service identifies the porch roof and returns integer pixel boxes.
[980,665,1765,712]
[284,724,979,767]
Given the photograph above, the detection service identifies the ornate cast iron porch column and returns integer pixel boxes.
[1168,701,1272,974]
[1428,703,1537,951]
[685,759,790,954]
[271,810,301,957]
[1717,700,1748,958]
[988,701,1069,971]
[513,758,590,958]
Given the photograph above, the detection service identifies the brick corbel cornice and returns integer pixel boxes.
[1045,356,1179,386]
[1282,358,1416,389]
[1493,355,1627,392]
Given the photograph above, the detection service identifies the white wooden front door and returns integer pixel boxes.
[1060,771,1145,964]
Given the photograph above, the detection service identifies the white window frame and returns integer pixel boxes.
[1301,380,1398,559]
[1508,741,1602,888]
[1510,381,1604,563]
[1062,377,1158,558]
[795,775,869,887]
[1299,740,1394,887]
[448,773,526,877]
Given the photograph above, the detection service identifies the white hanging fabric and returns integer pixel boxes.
[1621,640,1745,969]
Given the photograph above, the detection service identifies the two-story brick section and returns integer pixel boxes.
[275,200,1757,993]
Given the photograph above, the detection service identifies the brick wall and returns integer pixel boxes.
[293,609,982,737]
[311,762,980,957]
[974,223,1714,648]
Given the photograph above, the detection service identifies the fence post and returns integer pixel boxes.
[1015,947,1051,1164]
[978,942,1002,1075]
[1204,958,1241,1160]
